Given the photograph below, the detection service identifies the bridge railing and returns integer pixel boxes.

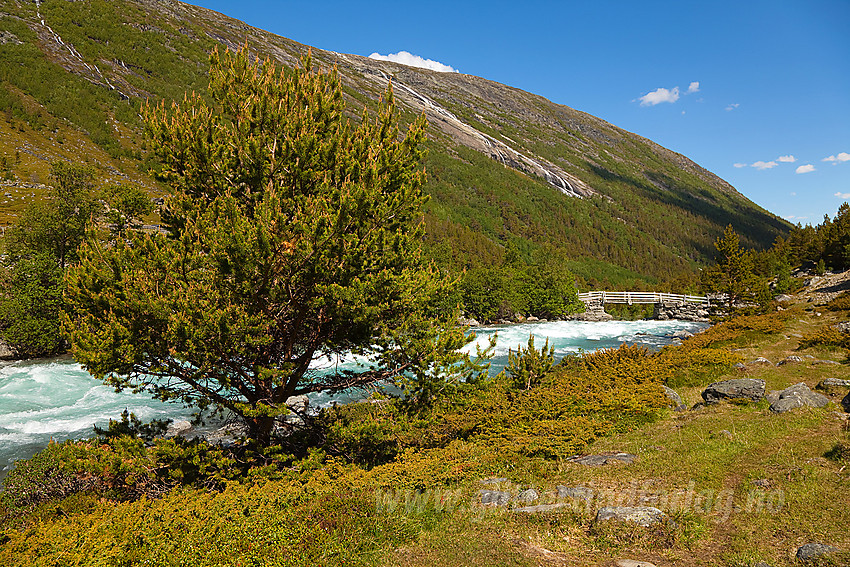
[577,291,709,305]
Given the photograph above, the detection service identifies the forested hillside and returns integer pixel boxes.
[0,0,791,295]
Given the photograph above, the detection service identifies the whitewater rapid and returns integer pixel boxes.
[0,319,707,475]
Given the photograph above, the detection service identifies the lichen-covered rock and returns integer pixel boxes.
[818,378,850,388]
[769,382,830,413]
[516,489,539,504]
[569,452,636,466]
[479,490,511,506]
[662,385,684,409]
[0,338,18,360]
[595,506,668,527]
[556,485,594,501]
[702,378,765,404]
[796,542,838,561]
[615,561,658,567]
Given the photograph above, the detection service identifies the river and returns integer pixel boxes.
[0,318,707,475]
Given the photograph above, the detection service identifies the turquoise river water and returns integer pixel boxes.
[0,319,707,475]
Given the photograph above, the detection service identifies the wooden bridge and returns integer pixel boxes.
[577,291,710,306]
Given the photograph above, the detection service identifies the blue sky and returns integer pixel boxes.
[191,0,849,225]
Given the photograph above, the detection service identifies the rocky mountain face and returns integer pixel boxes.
[0,0,791,285]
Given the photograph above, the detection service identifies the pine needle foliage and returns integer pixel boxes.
[63,47,468,445]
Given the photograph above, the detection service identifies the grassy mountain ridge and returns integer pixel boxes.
[0,0,791,286]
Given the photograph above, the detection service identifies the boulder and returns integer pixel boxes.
[753,357,773,365]
[165,420,193,438]
[556,485,594,501]
[702,378,765,404]
[516,488,539,504]
[796,543,838,562]
[479,490,511,507]
[662,385,684,409]
[285,394,310,413]
[818,378,850,388]
[835,321,850,333]
[569,452,636,466]
[595,506,668,527]
[777,355,804,366]
[765,390,782,406]
[512,503,566,513]
[0,338,18,361]
[769,383,830,413]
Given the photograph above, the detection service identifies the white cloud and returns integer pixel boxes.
[752,160,778,170]
[725,103,740,111]
[823,152,850,163]
[777,155,796,163]
[687,81,700,94]
[733,163,747,168]
[835,192,850,199]
[639,86,680,106]
[368,51,457,73]
[796,164,816,174]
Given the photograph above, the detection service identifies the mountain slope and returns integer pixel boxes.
[0,0,791,287]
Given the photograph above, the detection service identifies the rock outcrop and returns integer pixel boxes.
[653,300,710,322]
[768,383,830,413]
[568,452,636,466]
[702,378,765,404]
[595,506,668,527]
[796,543,838,562]
[662,385,685,410]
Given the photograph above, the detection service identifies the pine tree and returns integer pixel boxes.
[64,47,470,445]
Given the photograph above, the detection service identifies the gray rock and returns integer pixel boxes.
[835,321,850,333]
[765,390,782,406]
[734,362,747,371]
[516,488,539,504]
[702,378,765,404]
[796,543,838,561]
[285,394,310,413]
[512,503,566,513]
[569,452,636,466]
[672,330,693,339]
[479,477,508,484]
[770,382,830,413]
[777,355,804,366]
[753,562,773,567]
[0,338,18,361]
[662,385,683,409]
[165,420,193,438]
[556,485,594,501]
[479,490,511,507]
[819,378,850,388]
[595,506,668,527]
[753,357,773,365]
[615,561,658,567]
